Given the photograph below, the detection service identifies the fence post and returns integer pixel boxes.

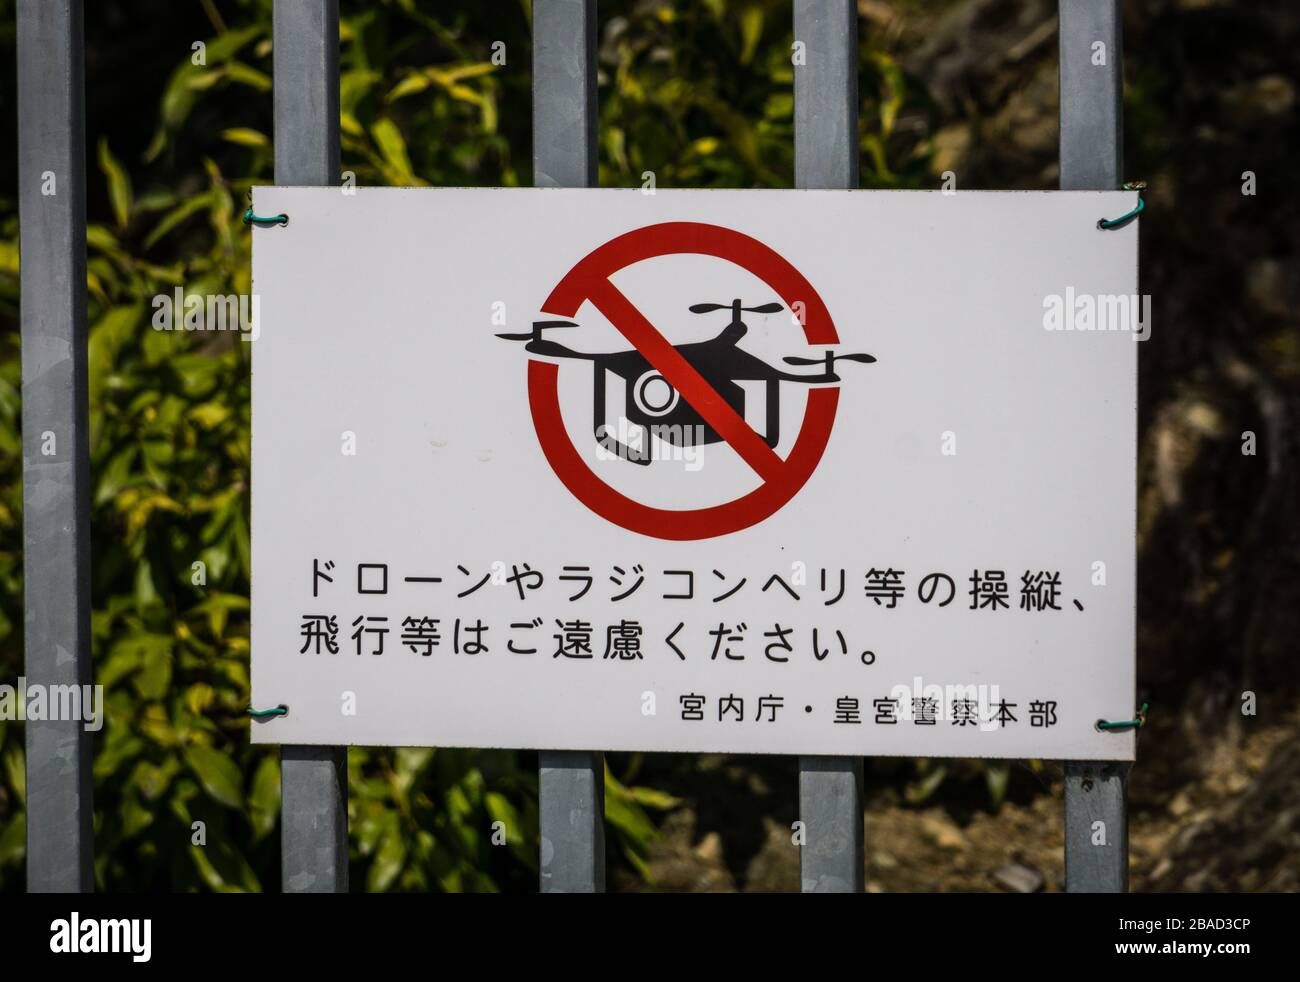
[1064,762,1129,891]
[273,0,349,894]
[1059,0,1123,191]
[1059,0,1130,893]
[793,0,865,893]
[532,0,605,893]
[17,0,94,894]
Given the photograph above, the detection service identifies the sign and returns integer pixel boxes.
[251,187,1137,760]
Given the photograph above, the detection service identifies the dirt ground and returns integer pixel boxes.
[613,705,1300,892]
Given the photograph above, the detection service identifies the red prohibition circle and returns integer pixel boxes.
[528,221,840,541]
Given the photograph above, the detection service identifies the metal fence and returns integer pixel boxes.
[18,0,1130,894]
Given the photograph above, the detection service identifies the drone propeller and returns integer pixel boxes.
[784,351,877,371]
[496,320,579,342]
[689,301,785,315]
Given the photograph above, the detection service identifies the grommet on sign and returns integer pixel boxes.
[1097,181,1147,230]
[1096,701,1148,732]
[247,704,289,719]
[243,207,289,228]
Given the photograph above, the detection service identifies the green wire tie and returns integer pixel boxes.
[1097,702,1148,731]
[1097,182,1146,230]
[247,704,289,719]
[243,207,289,228]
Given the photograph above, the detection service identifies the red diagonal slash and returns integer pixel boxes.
[585,277,786,483]
[526,221,841,540]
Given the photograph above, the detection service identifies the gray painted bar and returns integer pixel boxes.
[18,0,94,894]
[1065,762,1130,892]
[1059,0,1130,893]
[1059,0,1123,191]
[533,0,606,893]
[793,0,865,894]
[273,0,349,894]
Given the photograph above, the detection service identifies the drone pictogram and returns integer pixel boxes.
[498,298,874,464]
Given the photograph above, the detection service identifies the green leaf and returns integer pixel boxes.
[2,747,24,806]
[367,817,407,892]
[97,139,134,229]
[224,61,272,92]
[203,25,264,64]
[135,643,172,699]
[184,745,245,809]
[985,762,1011,807]
[625,785,683,810]
[370,118,418,185]
[905,762,948,805]
[190,840,261,892]
[248,755,281,841]
[0,815,25,867]
[145,25,264,160]
[219,127,269,148]
[120,795,155,839]
[144,191,216,250]
[341,68,383,113]
[387,72,432,102]
[739,6,764,66]
[190,401,232,429]
[88,304,144,402]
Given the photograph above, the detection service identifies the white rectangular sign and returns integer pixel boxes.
[251,187,1137,760]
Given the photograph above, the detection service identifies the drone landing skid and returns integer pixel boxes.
[597,427,653,467]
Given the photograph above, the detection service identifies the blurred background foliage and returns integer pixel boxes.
[1,0,1295,892]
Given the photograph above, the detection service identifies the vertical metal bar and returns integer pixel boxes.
[1064,762,1129,892]
[1059,0,1129,893]
[280,746,348,892]
[274,0,340,187]
[273,0,348,893]
[1059,0,1123,191]
[794,0,859,191]
[793,0,863,894]
[533,0,604,893]
[798,756,863,892]
[18,0,93,894]
[539,750,605,893]
[533,0,597,190]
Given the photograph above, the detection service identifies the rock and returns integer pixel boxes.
[994,862,1045,893]
[693,831,723,864]
[871,849,899,870]
[1168,790,1194,817]
[920,811,966,850]
[929,124,972,176]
